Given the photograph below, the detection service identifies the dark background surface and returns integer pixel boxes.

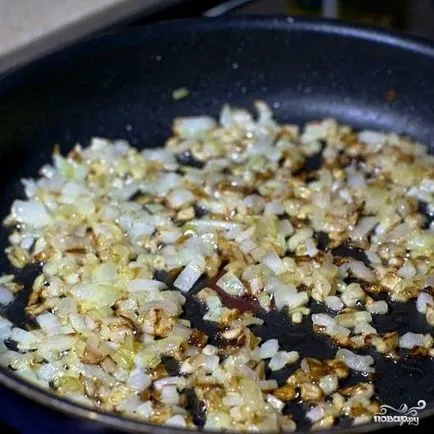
[2,1,434,433]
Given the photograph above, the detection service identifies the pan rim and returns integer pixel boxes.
[2,14,434,89]
[1,14,434,433]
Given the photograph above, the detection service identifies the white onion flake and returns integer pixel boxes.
[260,339,279,359]
[399,332,426,349]
[0,287,14,306]
[216,272,246,296]
[174,256,206,293]
[11,200,51,227]
[336,349,375,373]
[416,292,434,314]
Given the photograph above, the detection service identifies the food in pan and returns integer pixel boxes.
[0,102,433,430]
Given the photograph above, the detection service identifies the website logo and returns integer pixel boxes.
[373,400,426,426]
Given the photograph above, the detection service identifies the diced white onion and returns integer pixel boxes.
[174,256,206,292]
[336,349,375,373]
[174,116,217,138]
[399,332,425,349]
[347,260,375,282]
[0,287,14,306]
[319,374,338,395]
[36,312,63,336]
[306,405,325,422]
[366,300,388,315]
[324,295,343,312]
[168,189,195,209]
[351,217,377,240]
[11,200,51,227]
[160,385,180,405]
[260,339,279,359]
[262,250,285,275]
[137,401,153,418]
[166,415,186,428]
[128,369,152,391]
[264,202,285,215]
[358,130,386,149]
[416,292,434,314]
[268,351,299,371]
[216,272,246,296]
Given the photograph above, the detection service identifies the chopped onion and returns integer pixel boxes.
[11,200,51,227]
[10,327,39,350]
[358,130,386,149]
[325,296,343,312]
[174,116,217,138]
[366,300,388,315]
[166,415,186,428]
[161,385,180,405]
[36,312,63,336]
[168,189,195,209]
[287,228,313,251]
[153,376,181,391]
[336,349,374,373]
[351,217,377,240]
[0,287,14,306]
[397,261,417,279]
[278,220,294,238]
[259,379,278,391]
[203,344,218,356]
[0,318,12,340]
[260,339,279,359]
[399,332,425,349]
[266,394,284,411]
[354,323,377,336]
[2,101,432,430]
[336,311,372,327]
[347,260,375,283]
[268,351,299,371]
[306,405,325,422]
[128,369,152,391]
[127,279,167,292]
[262,250,285,275]
[285,291,309,310]
[38,335,77,353]
[137,401,153,418]
[92,263,117,283]
[38,363,62,382]
[319,374,338,395]
[264,202,285,215]
[171,324,192,339]
[216,272,246,296]
[416,292,434,314]
[173,256,206,293]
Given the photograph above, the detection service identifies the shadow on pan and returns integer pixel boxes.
[0,16,434,433]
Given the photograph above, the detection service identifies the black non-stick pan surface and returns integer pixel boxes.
[1,16,434,433]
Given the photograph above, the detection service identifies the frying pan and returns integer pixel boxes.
[0,16,434,433]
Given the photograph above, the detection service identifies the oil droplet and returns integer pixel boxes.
[232,62,239,70]
[272,102,281,109]
[126,124,132,132]
[240,86,247,94]
[154,54,163,62]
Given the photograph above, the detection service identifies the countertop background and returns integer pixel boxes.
[0,0,185,73]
